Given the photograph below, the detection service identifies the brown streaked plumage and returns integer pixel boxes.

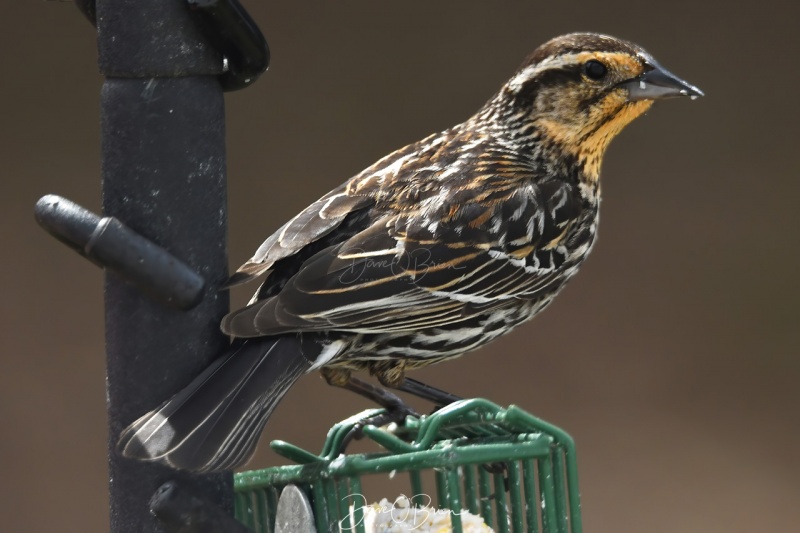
[118,33,703,472]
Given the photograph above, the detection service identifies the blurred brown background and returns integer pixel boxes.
[2,2,799,531]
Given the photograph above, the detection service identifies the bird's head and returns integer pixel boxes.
[484,33,703,181]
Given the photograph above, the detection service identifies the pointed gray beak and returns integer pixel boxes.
[622,61,704,101]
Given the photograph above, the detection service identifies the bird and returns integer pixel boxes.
[118,32,703,472]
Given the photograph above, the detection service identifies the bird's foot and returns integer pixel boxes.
[336,403,420,456]
[482,461,511,492]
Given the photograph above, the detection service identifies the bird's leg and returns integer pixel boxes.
[389,377,463,408]
[321,368,419,454]
[372,361,462,409]
[321,368,417,412]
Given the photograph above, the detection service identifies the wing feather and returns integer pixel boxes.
[222,176,582,338]
[226,186,373,287]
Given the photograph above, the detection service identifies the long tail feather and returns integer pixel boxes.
[117,337,311,472]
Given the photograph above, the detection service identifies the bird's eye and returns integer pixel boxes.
[583,60,608,80]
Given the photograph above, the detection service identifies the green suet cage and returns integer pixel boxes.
[234,399,581,533]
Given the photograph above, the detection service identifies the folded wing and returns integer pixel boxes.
[223,178,581,337]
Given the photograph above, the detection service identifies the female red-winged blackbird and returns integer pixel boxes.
[119,33,702,472]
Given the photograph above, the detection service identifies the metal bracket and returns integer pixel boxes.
[35,194,205,310]
[187,0,270,91]
[150,481,253,533]
[73,0,269,91]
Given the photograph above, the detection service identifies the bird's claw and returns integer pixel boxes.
[337,404,419,456]
[482,461,511,492]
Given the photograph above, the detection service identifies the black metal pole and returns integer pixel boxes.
[97,1,231,530]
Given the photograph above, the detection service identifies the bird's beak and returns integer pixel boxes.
[622,61,704,101]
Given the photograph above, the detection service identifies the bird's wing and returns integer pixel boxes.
[226,184,374,287]
[222,177,583,337]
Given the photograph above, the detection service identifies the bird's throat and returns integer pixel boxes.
[535,99,653,183]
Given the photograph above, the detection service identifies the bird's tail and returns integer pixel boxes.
[117,336,312,472]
